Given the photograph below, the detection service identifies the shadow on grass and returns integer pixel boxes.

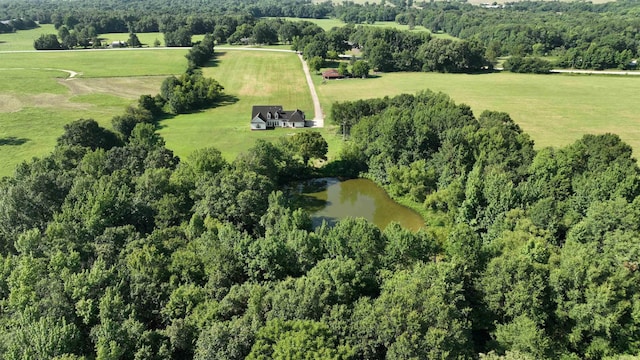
[464,68,503,75]
[206,51,226,68]
[154,93,239,130]
[0,137,29,146]
[217,94,239,107]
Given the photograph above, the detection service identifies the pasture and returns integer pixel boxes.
[0,49,187,177]
[0,48,331,177]
[315,69,640,155]
[0,49,187,77]
[0,24,58,51]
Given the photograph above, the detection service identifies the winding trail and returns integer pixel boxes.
[44,68,80,79]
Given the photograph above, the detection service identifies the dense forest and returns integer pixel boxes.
[4,0,640,70]
[1,81,640,358]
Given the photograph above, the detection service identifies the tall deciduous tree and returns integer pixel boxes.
[287,131,328,165]
[34,34,62,50]
[351,60,370,78]
[57,119,122,151]
[307,56,324,73]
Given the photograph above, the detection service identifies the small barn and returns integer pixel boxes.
[322,69,344,80]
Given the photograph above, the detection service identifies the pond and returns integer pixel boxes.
[294,178,425,231]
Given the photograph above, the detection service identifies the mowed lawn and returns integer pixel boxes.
[0,49,187,77]
[315,71,640,155]
[157,50,320,162]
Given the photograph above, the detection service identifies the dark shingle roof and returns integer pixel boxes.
[252,106,304,122]
[252,105,283,119]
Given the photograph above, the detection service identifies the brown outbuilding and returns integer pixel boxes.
[322,69,344,80]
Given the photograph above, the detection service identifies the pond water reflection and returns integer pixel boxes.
[295,178,425,231]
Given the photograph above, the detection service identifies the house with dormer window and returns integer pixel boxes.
[251,105,306,130]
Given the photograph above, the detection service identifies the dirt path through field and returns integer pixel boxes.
[297,53,324,127]
[45,68,80,79]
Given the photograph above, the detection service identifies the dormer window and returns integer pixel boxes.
[275,112,279,119]
[267,112,271,119]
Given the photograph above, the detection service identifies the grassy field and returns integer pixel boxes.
[1,35,638,178]
[0,24,58,51]
[271,17,456,40]
[158,50,329,162]
[0,49,187,77]
[315,70,640,155]
[0,50,186,177]
[0,47,331,178]
[0,24,206,51]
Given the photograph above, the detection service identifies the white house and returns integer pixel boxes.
[251,105,306,130]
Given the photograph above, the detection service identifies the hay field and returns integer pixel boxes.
[0,24,57,51]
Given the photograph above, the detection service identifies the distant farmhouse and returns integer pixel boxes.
[251,105,307,130]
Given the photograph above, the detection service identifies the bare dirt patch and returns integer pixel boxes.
[59,76,166,99]
[0,94,22,113]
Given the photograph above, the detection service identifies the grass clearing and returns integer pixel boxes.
[0,68,68,94]
[158,50,316,162]
[0,107,113,174]
[315,71,640,156]
[270,17,456,39]
[62,76,165,99]
[0,24,57,51]
[0,49,187,78]
[1,39,638,177]
[0,49,184,177]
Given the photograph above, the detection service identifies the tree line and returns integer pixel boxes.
[331,91,640,359]
[0,17,38,33]
[11,0,640,70]
[416,0,640,70]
